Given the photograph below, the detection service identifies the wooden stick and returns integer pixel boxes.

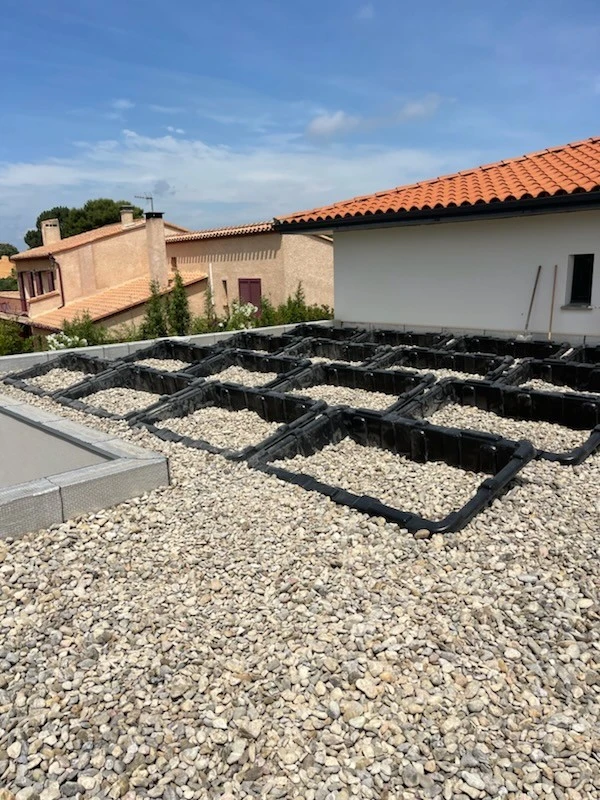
[525,265,542,332]
[548,264,558,341]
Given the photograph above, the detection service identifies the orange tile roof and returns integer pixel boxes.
[32,271,207,331]
[13,220,189,261]
[166,221,273,243]
[276,136,600,227]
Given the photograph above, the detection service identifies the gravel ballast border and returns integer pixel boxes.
[2,353,114,398]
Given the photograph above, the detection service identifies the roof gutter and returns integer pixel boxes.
[273,191,600,234]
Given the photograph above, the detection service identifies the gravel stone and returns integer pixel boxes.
[204,365,278,387]
[85,387,159,415]
[310,357,361,366]
[390,365,485,382]
[26,368,88,392]
[290,384,396,410]
[156,406,281,449]
[135,357,190,372]
[427,402,587,451]
[274,437,485,519]
[522,378,600,397]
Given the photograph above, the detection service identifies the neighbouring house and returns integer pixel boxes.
[0,255,14,279]
[275,136,600,340]
[7,210,207,336]
[166,221,333,316]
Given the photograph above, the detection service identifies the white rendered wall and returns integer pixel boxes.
[334,209,600,338]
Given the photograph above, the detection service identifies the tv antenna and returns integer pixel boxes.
[135,194,154,212]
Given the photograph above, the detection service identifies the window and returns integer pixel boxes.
[569,254,594,305]
[238,278,262,309]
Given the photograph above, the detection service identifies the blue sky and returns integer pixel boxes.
[1,0,599,247]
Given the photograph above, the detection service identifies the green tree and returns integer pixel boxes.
[24,199,144,248]
[0,243,18,258]
[166,270,191,335]
[141,281,168,339]
[62,312,108,346]
[0,320,33,356]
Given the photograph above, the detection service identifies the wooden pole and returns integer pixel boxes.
[548,264,558,341]
[525,265,542,332]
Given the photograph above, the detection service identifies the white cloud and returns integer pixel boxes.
[355,3,374,20]
[0,128,480,244]
[166,126,186,134]
[111,98,134,111]
[149,104,184,114]
[397,93,443,120]
[306,111,361,138]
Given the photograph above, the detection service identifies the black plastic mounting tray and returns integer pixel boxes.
[185,348,308,387]
[446,335,570,359]
[565,345,600,365]
[289,324,368,342]
[364,329,451,348]
[121,339,220,371]
[498,358,600,394]
[133,382,325,460]
[398,378,600,465]
[224,331,300,354]
[55,363,194,421]
[370,346,513,381]
[270,362,435,413]
[283,337,385,365]
[2,353,115,398]
[248,407,535,533]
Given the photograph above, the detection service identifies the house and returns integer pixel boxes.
[166,221,333,316]
[0,256,14,280]
[8,210,206,336]
[275,136,600,341]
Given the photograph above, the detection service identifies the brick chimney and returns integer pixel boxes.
[120,205,135,226]
[41,218,61,246]
[145,212,168,288]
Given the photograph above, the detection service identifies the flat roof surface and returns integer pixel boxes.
[0,408,109,488]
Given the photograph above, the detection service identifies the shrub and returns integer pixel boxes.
[0,320,33,356]
[47,331,88,350]
[0,276,18,291]
[62,311,107,346]
[141,280,168,339]
[167,270,191,336]
[223,300,258,331]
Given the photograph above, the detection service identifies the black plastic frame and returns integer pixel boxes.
[370,346,513,381]
[498,358,600,394]
[289,324,368,342]
[2,353,115,398]
[55,364,194,421]
[132,382,326,460]
[364,329,451,348]
[185,348,308,387]
[446,334,570,359]
[223,331,300,354]
[248,407,535,533]
[398,378,600,465]
[121,339,220,372]
[565,345,600,365]
[270,362,435,413]
[282,337,385,365]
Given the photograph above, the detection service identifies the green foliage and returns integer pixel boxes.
[0,320,33,356]
[62,312,108,346]
[190,283,221,334]
[141,281,169,339]
[166,271,191,335]
[107,321,145,343]
[0,276,18,291]
[24,199,144,248]
[0,243,18,257]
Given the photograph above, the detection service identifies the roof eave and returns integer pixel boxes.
[274,191,600,233]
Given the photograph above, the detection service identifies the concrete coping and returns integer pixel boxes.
[0,394,169,539]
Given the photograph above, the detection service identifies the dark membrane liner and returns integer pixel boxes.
[185,348,308,387]
[122,339,219,371]
[371,346,513,381]
[248,407,535,533]
[2,353,115,397]
[270,362,435,413]
[283,337,385,365]
[565,345,600,365]
[397,378,600,465]
[289,324,368,342]
[498,358,600,394]
[447,335,570,359]
[224,331,300,354]
[55,364,194,421]
[364,329,450,348]
[132,382,325,460]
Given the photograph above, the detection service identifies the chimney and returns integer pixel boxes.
[120,205,135,226]
[41,218,61,246]
[145,212,168,288]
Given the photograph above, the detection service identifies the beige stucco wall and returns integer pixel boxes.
[281,234,333,308]
[167,233,284,314]
[0,256,13,279]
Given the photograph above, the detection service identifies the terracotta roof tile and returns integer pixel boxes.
[32,271,206,331]
[166,221,273,243]
[276,136,600,226]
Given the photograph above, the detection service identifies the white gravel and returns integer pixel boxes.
[204,365,278,387]
[389,365,485,381]
[427,403,588,452]
[156,406,281,449]
[25,368,88,392]
[309,357,362,366]
[522,378,600,397]
[85,387,159,415]
[135,357,190,372]
[274,437,486,520]
[290,384,396,410]
[0,380,599,799]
